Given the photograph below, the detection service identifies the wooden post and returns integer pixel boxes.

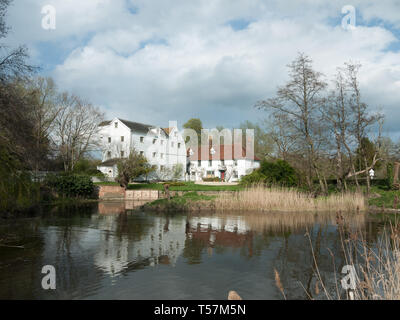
[163,183,170,200]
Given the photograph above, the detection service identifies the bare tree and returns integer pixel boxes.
[344,63,384,193]
[256,53,328,192]
[53,93,104,171]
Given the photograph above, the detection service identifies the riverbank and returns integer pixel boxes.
[141,187,366,213]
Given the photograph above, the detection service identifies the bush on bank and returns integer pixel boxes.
[241,159,298,187]
[45,173,95,198]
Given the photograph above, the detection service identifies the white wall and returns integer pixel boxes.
[98,118,187,180]
[188,159,260,182]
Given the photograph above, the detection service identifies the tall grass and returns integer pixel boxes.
[215,185,365,213]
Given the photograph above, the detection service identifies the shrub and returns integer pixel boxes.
[202,177,221,182]
[241,159,298,187]
[45,173,94,198]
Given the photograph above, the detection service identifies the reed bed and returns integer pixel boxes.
[214,185,365,213]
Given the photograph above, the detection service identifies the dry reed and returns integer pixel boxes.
[215,185,365,213]
[309,221,400,300]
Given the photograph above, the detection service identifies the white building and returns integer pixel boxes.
[97,118,187,180]
[187,144,260,182]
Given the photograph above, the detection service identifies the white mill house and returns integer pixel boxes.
[97,118,187,180]
[97,118,260,182]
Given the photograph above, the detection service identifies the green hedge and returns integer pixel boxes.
[45,174,94,198]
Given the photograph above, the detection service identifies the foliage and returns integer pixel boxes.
[241,159,298,186]
[73,158,104,177]
[202,177,221,182]
[44,173,94,198]
[240,120,274,160]
[117,150,156,188]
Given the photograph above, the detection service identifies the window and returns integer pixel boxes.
[207,171,214,176]
[120,151,124,157]
[161,153,164,159]
[108,137,111,143]
[121,136,124,142]
[140,136,144,143]
[178,143,181,149]
[221,160,225,165]
[153,152,156,158]
[174,132,177,137]
[160,165,165,171]
[153,139,157,144]
[233,171,238,178]
[161,140,164,145]
[171,142,174,147]
[234,160,238,166]
[198,160,201,167]
[107,151,111,158]
[140,151,144,156]
[115,122,118,128]
[208,160,212,167]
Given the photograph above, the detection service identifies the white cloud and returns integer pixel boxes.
[4,0,400,133]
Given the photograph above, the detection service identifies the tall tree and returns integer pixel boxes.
[239,120,274,160]
[256,53,328,192]
[183,118,203,143]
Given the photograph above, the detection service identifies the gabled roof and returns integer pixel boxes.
[162,127,173,135]
[187,144,260,161]
[98,118,155,133]
[119,119,155,133]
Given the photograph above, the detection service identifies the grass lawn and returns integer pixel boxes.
[95,181,242,191]
[147,191,216,207]
[368,186,400,209]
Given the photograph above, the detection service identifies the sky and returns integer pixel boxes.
[4,0,400,136]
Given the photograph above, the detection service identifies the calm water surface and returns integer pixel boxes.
[0,202,387,299]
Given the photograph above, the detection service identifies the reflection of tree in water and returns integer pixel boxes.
[0,219,46,299]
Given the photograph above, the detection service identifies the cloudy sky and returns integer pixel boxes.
[4,0,400,135]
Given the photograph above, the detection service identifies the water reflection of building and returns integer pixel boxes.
[186,216,253,252]
[97,201,149,215]
[93,215,187,276]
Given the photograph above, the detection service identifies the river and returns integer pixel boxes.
[0,201,388,299]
